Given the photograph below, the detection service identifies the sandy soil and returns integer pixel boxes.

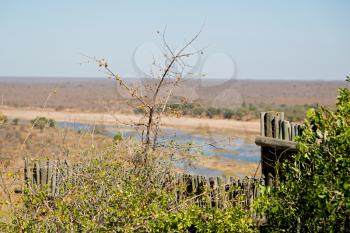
[1,107,260,139]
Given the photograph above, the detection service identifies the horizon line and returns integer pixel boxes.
[0,75,346,82]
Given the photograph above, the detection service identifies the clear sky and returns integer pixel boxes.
[1,1,349,80]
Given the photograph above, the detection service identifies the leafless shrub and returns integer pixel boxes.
[86,27,204,164]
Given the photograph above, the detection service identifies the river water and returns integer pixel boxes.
[56,121,260,177]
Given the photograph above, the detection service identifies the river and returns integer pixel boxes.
[55,121,260,177]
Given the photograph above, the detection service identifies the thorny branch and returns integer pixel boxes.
[88,27,203,164]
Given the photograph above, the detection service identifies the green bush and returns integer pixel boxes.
[0,112,8,124]
[30,117,55,130]
[223,108,234,119]
[192,107,204,116]
[255,76,350,232]
[206,107,221,118]
[248,103,257,112]
[146,100,323,121]
[113,131,123,143]
[11,118,19,125]
[133,107,145,114]
[233,108,247,120]
[176,103,197,115]
[152,205,256,232]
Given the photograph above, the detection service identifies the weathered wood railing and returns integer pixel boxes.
[24,158,263,209]
[255,111,304,185]
[24,158,71,197]
[175,173,263,209]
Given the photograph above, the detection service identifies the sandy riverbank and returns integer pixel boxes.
[0,107,260,139]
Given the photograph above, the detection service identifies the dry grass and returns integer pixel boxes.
[0,124,111,221]
[0,124,111,167]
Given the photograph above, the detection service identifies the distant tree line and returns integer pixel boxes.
[134,102,318,121]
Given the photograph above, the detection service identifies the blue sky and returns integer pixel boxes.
[1,1,349,80]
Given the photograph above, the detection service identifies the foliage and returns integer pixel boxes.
[133,106,146,114]
[0,112,8,124]
[233,108,248,120]
[30,117,55,130]
[9,149,256,232]
[254,77,350,232]
[206,107,221,118]
[165,103,202,116]
[222,108,234,119]
[152,205,256,233]
[192,107,205,116]
[138,102,314,121]
[113,131,123,143]
[11,118,19,125]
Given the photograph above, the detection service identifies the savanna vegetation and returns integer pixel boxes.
[0,78,342,114]
[0,76,348,232]
[0,30,261,232]
[0,115,258,232]
[134,102,316,121]
[0,77,347,232]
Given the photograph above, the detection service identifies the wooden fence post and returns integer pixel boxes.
[256,111,301,186]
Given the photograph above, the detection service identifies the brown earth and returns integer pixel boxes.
[0,77,345,112]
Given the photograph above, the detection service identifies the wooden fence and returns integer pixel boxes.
[24,158,71,197]
[258,111,304,141]
[255,111,304,185]
[175,173,263,210]
[24,158,263,210]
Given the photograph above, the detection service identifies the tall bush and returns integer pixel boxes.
[255,77,350,232]
[30,117,55,130]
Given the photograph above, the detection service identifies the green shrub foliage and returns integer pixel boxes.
[0,112,8,124]
[113,131,123,143]
[10,151,256,232]
[255,77,350,232]
[11,118,19,125]
[30,117,55,130]
[135,101,314,121]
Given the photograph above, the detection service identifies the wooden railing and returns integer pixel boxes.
[24,158,263,210]
[24,158,70,197]
[255,111,304,185]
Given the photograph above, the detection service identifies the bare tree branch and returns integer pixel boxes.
[88,27,203,165]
